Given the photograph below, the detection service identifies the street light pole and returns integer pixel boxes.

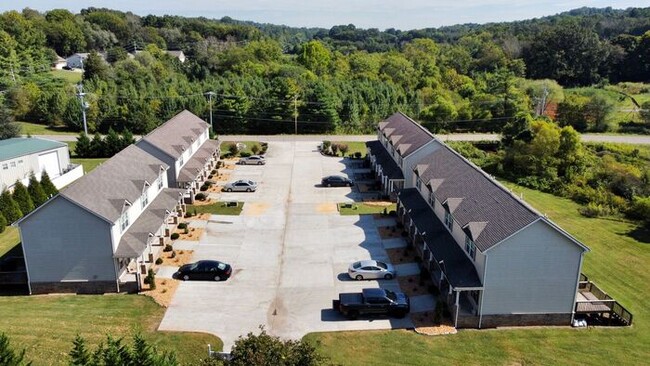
[76,83,88,136]
[205,91,216,133]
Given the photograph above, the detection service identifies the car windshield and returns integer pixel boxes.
[376,262,388,269]
[352,262,361,269]
[384,289,397,301]
[217,262,227,270]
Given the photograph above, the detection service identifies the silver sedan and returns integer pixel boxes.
[223,179,257,192]
[348,260,396,280]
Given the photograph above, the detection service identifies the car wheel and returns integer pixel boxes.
[384,274,393,280]
[347,310,359,320]
[394,311,407,319]
[246,188,251,192]
[183,275,190,281]
[327,183,332,187]
[214,275,221,281]
[226,188,232,192]
[258,161,263,165]
[355,274,363,281]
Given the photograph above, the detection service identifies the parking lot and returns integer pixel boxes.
[158,141,435,350]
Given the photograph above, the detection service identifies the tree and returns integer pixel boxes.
[0,212,6,234]
[0,189,22,223]
[103,128,122,156]
[28,173,47,207]
[68,333,177,366]
[39,171,58,198]
[120,129,135,150]
[83,51,108,81]
[69,334,90,366]
[0,333,28,366]
[297,40,331,75]
[226,326,325,366]
[0,107,21,140]
[74,132,92,158]
[90,132,105,158]
[11,180,34,215]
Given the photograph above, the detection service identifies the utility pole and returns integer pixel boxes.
[293,95,298,135]
[76,83,89,136]
[205,91,216,132]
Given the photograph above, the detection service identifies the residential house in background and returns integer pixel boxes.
[16,145,185,294]
[51,54,67,70]
[369,112,592,328]
[166,50,186,63]
[0,137,83,192]
[65,52,106,69]
[136,110,220,203]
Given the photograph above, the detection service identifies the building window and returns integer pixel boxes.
[415,176,421,190]
[1,163,7,170]
[157,176,163,190]
[179,155,184,166]
[445,211,453,231]
[465,236,476,260]
[120,211,129,232]
[398,156,403,167]
[17,160,23,165]
[141,191,148,209]
[10,162,16,168]
[429,191,435,208]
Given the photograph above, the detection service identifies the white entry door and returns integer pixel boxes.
[38,151,61,178]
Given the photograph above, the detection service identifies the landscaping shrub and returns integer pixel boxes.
[389,210,397,217]
[251,144,260,155]
[228,143,239,156]
[204,181,213,187]
[216,161,223,168]
[200,184,209,192]
[338,144,349,157]
[170,251,177,259]
[195,193,207,201]
[177,223,187,229]
[240,151,251,158]
[163,244,173,252]
[183,228,189,234]
[155,258,163,265]
[0,212,6,233]
[331,143,339,156]
[170,233,180,240]
[579,202,613,218]
[211,169,217,174]
[354,151,362,159]
[143,269,156,290]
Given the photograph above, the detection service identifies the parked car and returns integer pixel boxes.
[238,155,266,165]
[333,288,410,319]
[223,180,257,192]
[175,260,232,281]
[348,260,396,280]
[321,175,354,187]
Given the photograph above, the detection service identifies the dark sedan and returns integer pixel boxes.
[321,175,354,187]
[175,260,232,281]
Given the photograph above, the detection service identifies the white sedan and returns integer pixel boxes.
[348,260,396,280]
[223,179,258,192]
[238,155,266,165]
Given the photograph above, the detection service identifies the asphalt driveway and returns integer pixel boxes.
[158,141,432,350]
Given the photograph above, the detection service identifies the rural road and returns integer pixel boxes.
[30,133,650,144]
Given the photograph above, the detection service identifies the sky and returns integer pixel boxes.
[2,0,650,30]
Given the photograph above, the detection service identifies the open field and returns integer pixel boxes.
[332,141,367,157]
[18,121,77,136]
[0,295,221,365]
[220,140,265,156]
[188,201,243,215]
[49,69,82,84]
[307,181,650,365]
[338,202,396,215]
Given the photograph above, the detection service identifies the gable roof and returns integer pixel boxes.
[137,110,209,160]
[414,140,542,252]
[59,145,168,223]
[378,112,434,157]
[366,140,404,180]
[0,138,67,162]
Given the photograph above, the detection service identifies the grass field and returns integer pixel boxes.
[332,141,367,158]
[338,202,396,215]
[18,121,78,136]
[187,201,243,215]
[0,295,221,365]
[307,182,650,365]
[0,226,19,258]
[49,69,82,84]
[220,141,265,156]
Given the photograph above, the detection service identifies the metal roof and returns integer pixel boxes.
[0,138,67,162]
[137,110,209,159]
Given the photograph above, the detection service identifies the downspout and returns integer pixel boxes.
[478,254,488,329]
[454,289,460,328]
[114,258,121,293]
[570,252,586,324]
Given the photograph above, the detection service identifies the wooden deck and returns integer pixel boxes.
[575,291,612,313]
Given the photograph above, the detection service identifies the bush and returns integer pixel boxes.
[321,140,331,152]
[628,196,650,226]
[0,212,6,234]
[163,244,173,252]
[177,223,187,229]
[338,144,349,156]
[170,233,180,240]
[183,228,189,234]
[195,193,207,201]
[143,269,156,290]
[331,143,339,156]
[251,144,260,154]
[155,258,163,265]
[240,151,252,158]
[579,202,612,218]
[228,143,239,155]
[211,169,217,175]
[170,251,177,259]
[388,210,397,217]
[200,184,209,192]
[354,151,362,159]
[216,161,224,168]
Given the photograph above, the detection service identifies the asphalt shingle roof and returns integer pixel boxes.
[60,145,168,223]
[366,140,404,180]
[0,138,66,161]
[114,188,184,258]
[138,110,209,159]
[398,188,482,288]
[379,112,434,157]
[414,140,540,252]
[177,140,220,183]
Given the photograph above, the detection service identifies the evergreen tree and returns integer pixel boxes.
[0,107,21,140]
[120,129,135,150]
[28,173,47,207]
[0,212,7,234]
[89,132,105,158]
[0,332,28,366]
[11,181,34,215]
[74,132,92,158]
[104,128,122,156]
[68,335,90,366]
[39,171,58,198]
[0,189,23,223]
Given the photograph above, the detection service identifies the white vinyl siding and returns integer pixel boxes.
[465,236,476,260]
[445,211,453,231]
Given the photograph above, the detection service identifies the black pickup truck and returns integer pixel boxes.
[333,288,410,319]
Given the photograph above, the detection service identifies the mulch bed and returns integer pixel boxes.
[397,274,433,297]
[386,247,418,264]
[411,311,457,336]
[378,226,405,239]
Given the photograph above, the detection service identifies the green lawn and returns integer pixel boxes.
[0,295,221,365]
[49,69,82,84]
[71,158,107,173]
[0,226,20,258]
[220,141,265,156]
[333,141,367,158]
[307,182,650,365]
[338,202,396,215]
[17,121,78,136]
[188,201,243,215]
